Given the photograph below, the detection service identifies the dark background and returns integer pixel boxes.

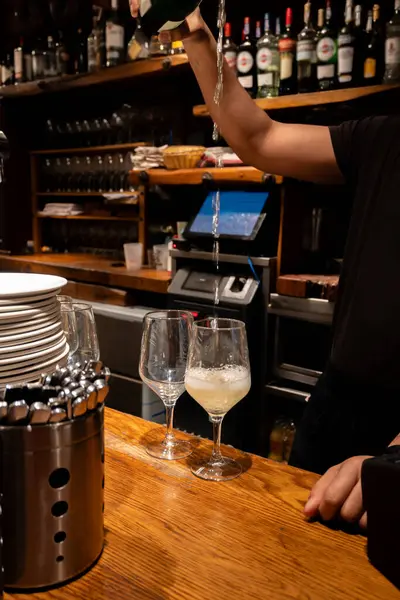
[0,0,397,56]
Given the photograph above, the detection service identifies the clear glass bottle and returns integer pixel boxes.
[14,37,24,84]
[106,0,125,67]
[44,36,57,77]
[297,2,317,93]
[384,0,400,83]
[257,13,280,98]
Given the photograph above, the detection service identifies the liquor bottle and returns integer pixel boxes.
[222,22,238,72]
[338,0,356,87]
[297,2,317,93]
[276,17,281,38]
[74,29,87,74]
[32,39,46,81]
[237,17,257,97]
[89,9,106,72]
[384,0,400,83]
[44,36,58,77]
[316,0,337,90]
[14,38,24,84]
[255,21,262,42]
[106,0,125,67]
[1,54,14,86]
[364,5,384,84]
[257,13,280,98]
[24,41,33,82]
[138,0,201,38]
[127,18,150,61]
[353,4,365,85]
[279,7,297,95]
[55,32,70,75]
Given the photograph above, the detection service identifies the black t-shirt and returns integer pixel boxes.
[329,115,400,387]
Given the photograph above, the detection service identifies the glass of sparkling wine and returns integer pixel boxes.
[185,318,251,481]
[139,310,194,460]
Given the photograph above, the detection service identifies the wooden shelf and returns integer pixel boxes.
[0,254,171,295]
[193,84,400,117]
[130,166,283,186]
[37,213,139,222]
[36,192,138,197]
[0,56,189,99]
[31,142,148,156]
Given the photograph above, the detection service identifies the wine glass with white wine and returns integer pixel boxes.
[139,310,194,460]
[185,318,251,482]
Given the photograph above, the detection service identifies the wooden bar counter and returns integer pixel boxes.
[7,409,399,600]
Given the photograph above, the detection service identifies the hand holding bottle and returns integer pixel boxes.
[129,0,204,42]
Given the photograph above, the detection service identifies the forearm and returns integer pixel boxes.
[183,25,273,165]
[389,433,400,446]
[183,22,342,184]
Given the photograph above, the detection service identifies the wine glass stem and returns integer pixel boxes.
[165,404,176,445]
[211,416,224,461]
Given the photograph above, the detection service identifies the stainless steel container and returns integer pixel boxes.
[0,406,104,589]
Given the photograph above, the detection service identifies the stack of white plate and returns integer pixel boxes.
[0,273,69,387]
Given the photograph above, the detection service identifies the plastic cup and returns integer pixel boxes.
[124,243,143,271]
[153,244,169,271]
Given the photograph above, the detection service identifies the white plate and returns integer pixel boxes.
[0,273,67,298]
[0,330,65,357]
[0,290,59,306]
[0,337,66,369]
[0,306,60,325]
[0,297,57,314]
[0,314,61,336]
[0,346,69,383]
[0,322,62,346]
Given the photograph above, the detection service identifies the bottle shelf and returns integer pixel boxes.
[193,84,400,116]
[129,167,283,186]
[0,55,189,99]
[37,213,140,222]
[31,142,148,156]
[36,192,138,197]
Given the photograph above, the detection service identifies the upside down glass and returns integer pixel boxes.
[139,310,193,460]
[185,318,251,481]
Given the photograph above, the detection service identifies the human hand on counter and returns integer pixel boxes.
[304,455,373,529]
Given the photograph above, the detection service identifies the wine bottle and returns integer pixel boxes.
[279,7,297,95]
[237,17,257,98]
[138,0,201,38]
[316,0,337,90]
[363,5,384,85]
[297,2,317,93]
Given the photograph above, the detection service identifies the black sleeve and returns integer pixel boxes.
[329,116,395,187]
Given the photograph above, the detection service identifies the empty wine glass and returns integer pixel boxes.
[57,296,78,359]
[71,303,100,363]
[139,310,193,460]
[185,318,251,481]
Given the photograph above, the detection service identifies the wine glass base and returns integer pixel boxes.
[191,457,242,482]
[146,439,192,461]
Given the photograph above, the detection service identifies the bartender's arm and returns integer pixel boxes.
[304,433,400,529]
[130,2,342,185]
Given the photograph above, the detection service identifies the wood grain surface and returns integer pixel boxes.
[6,409,399,600]
[0,254,171,295]
[193,83,400,116]
[130,167,283,186]
[0,56,189,99]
